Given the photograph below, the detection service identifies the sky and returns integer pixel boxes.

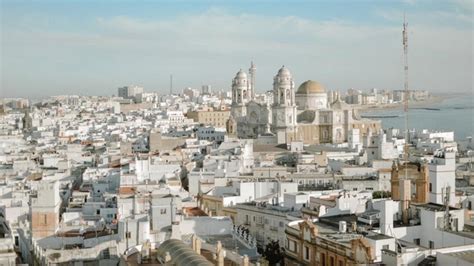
[1,0,473,98]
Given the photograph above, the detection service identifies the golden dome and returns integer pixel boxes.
[296,80,325,94]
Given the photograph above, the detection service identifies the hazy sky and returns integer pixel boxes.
[1,0,472,98]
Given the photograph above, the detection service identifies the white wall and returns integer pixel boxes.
[179,217,232,236]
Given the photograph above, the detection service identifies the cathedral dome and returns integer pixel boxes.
[296,80,325,95]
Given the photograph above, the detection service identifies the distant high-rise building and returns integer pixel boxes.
[117,85,144,99]
[201,85,212,94]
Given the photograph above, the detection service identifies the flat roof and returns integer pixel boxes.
[417,202,460,212]
[441,250,474,263]
[365,234,393,240]
[253,144,288,153]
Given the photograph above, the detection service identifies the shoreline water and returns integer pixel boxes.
[356,94,473,140]
[354,95,445,112]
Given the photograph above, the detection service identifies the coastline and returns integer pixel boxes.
[354,95,446,112]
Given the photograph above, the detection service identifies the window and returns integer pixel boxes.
[304,246,310,261]
[288,240,297,252]
[42,214,47,225]
[382,244,389,250]
[429,241,435,249]
[96,209,100,215]
[321,253,326,265]
[429,183,432,192]
[414,238,420,245]
[126,232,131,238]
[160,209,167,214]
[338,260,344,266]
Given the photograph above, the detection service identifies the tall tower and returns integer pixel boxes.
[402,15,409,176]
[429,149,456,206]
[249,61,256,99]
[30,181,61,239]
[231,69,250,118]
[271,66,297,144]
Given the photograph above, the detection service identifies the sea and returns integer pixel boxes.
[360,95,474,140]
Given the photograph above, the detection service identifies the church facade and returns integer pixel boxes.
[227,63,381,145]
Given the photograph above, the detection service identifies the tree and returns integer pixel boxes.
[264,240,284,265]
[373,191,391,199]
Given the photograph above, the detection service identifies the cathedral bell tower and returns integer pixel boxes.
[231,69,250,118]
[249,61,256,99]
[271,66,297,144]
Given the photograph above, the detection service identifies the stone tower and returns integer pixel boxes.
[231,69,250,118]
[30,180,61,239]
[249,61,256,99]
[271,66,297,144]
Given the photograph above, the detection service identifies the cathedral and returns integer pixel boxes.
[227,63,381,145]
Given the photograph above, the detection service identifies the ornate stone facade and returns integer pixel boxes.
[228,63,381,145]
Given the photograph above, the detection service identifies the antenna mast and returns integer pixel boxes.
[403,14,409,177]
[170,74,173,95]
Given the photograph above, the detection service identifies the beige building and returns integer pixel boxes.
[30,181,61,239]
[228,65,381,145]
[285,219,391,266]
[187,107,230,129]
[295,80,381,145]
[149,130,187,153]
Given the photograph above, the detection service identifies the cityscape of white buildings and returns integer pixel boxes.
[0,64,473,265]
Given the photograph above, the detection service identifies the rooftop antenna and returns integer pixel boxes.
[170,74,173,95]
[403,13,409,178]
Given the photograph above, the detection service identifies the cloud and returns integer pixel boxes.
[452,0,473,13]
[1,6,472,98]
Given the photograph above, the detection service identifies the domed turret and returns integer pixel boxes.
[271,65,297,144]
[235,69,247,79]
[278,65,291,76]
[231,69,250,110]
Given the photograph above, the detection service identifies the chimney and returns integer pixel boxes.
[351,221,357,232]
